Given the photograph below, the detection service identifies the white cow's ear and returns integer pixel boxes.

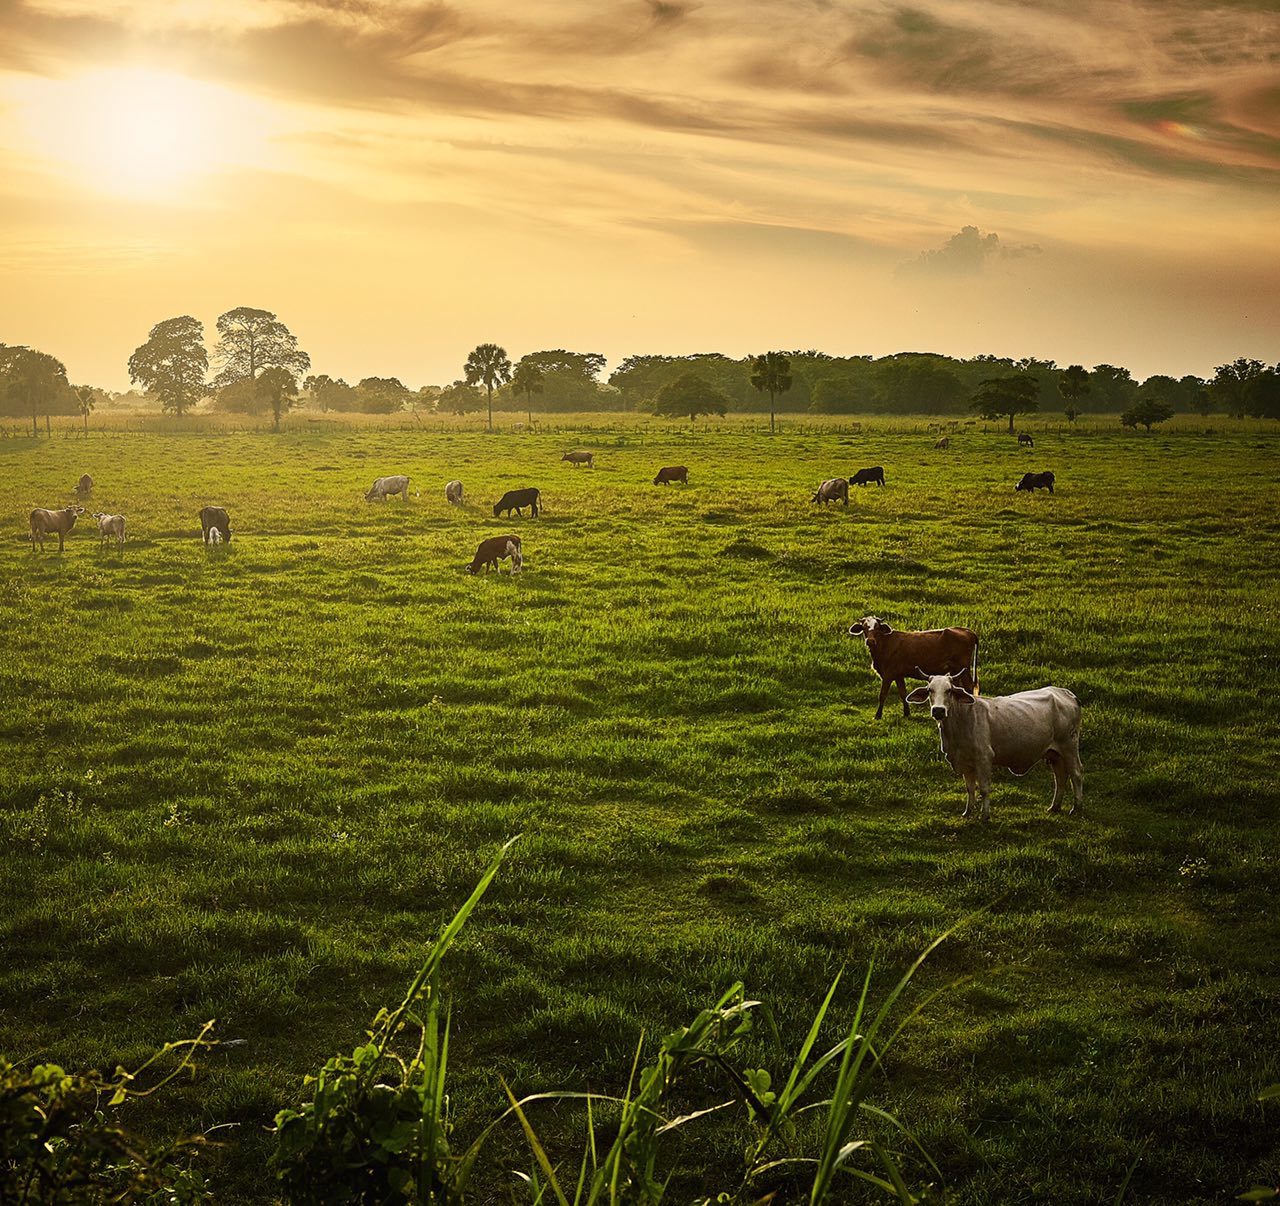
[906,687,930,704]
[952,687,975,702]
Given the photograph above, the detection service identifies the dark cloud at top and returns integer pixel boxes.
[898,226,1042,278]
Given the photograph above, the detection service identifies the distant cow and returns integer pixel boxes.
[199,506,232,545]
[1018,433,1034,447]
[75,474,93,497]
[493,487,540,518]
[934,436,950,450]
[906,673,1083,821]
[848,615,979,719]
[92,512,126,548]
[562,450,594,468]
[445,480,464,504]
[850,466,885,487]
[29,505,84,553]
[366,475,410,502]
[812,478,849,506]
[468,534,522,574]
[1016,471,1055,493]
[653,466,688,485]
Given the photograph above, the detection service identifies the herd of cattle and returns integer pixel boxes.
[21,447,1078,822]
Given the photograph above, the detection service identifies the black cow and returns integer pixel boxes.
[850,466,885,487]
[199,505,232,543]
[1018,433,1034,447]
[1015,471,1055,494]
[493,487,541,518]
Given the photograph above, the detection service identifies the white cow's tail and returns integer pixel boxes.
[971,638,980,696]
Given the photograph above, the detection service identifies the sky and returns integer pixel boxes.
[1,0,1278,390]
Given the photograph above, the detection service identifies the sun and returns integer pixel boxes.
[14,67,271,199]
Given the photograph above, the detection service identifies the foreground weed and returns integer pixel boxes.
[0,1023,217,1204]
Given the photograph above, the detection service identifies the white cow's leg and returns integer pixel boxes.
[977,765,992,822]
[1069,755,1084,816]
[961,771,976,818]
[1048,755,1066,813]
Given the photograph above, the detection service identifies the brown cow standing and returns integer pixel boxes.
[468,534,522,574]
[848,615,979,719]
[562,450,594,468]
[653,466,688,485]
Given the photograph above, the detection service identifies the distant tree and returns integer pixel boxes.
[1058,364,1090,421]
[304,374,334,411]
[413,385,441,413]
[652,373,730,422]
[1244,365,1280,420]
[1120,397,1174,431]
[873,357,966,413]
[464,343,512,432]
[1181,375,1212,415]
[970,375,1039,433]
[438,380,483,415]
[1090,364,1138,411]
[75,385,96,435]
[354,377,410,414]
[1209,357,1267,418]
[257,366,299,432]
[127,316,208,416]
[215,377,267,415]
[749,351,792,434]
[510,360,545,426]
[210,307,310,391]
[0,344,72,436]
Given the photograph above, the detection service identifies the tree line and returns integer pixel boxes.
[2,305,1279,434]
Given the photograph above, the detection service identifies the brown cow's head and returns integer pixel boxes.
[906,672,974,720]
[848,616,892,644]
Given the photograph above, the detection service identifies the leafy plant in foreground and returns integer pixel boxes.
[0,1023,217,1204]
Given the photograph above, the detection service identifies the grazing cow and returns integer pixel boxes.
[1015,471,1055,494]
[653,466,688,486]
[366,475,410,502]
[29,505,84,553]
[199,506,232,545]
[906,673,1083,821]
[562,450,594,468]
[812,478,850,506]
[92,512,126,548]
[75,474,93,497]
[1018,433,1034,447]
[848,615,979,719]
[850,466,885,487]
[445,480,464,504]
[934,436,950,450]
[468,534,522,574]
[493,488,540,518]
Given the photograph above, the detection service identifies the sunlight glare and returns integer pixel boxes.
[14,68,276,199]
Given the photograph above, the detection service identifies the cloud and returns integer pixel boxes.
[898,225,1042,278]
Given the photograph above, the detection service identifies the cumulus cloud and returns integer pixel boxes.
[899,226,1042,278]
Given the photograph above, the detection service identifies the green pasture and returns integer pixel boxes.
[1,418,1278,1202]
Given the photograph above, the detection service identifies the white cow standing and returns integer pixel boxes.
[366,475,410,502]
[907,673,1083,822]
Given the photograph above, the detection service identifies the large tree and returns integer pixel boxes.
[210,307,310,391]
[0,344,72,436]
[1089,364,1138,411]
[1209,357,1266,418]
[464,343,512,432]
[510,359,544,427]
[652,373,730,422]
[127,316,208,416]
[749,351,793,434]
[438,380,483,415]
[970,375,1040,433]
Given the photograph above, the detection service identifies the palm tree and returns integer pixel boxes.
[464,343,512,432]
[510,360,544,428]
[749,351,793,434]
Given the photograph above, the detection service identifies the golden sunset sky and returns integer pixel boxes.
[2,0,1278,390]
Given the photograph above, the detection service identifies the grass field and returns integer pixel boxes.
[2,417,1278,1202]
